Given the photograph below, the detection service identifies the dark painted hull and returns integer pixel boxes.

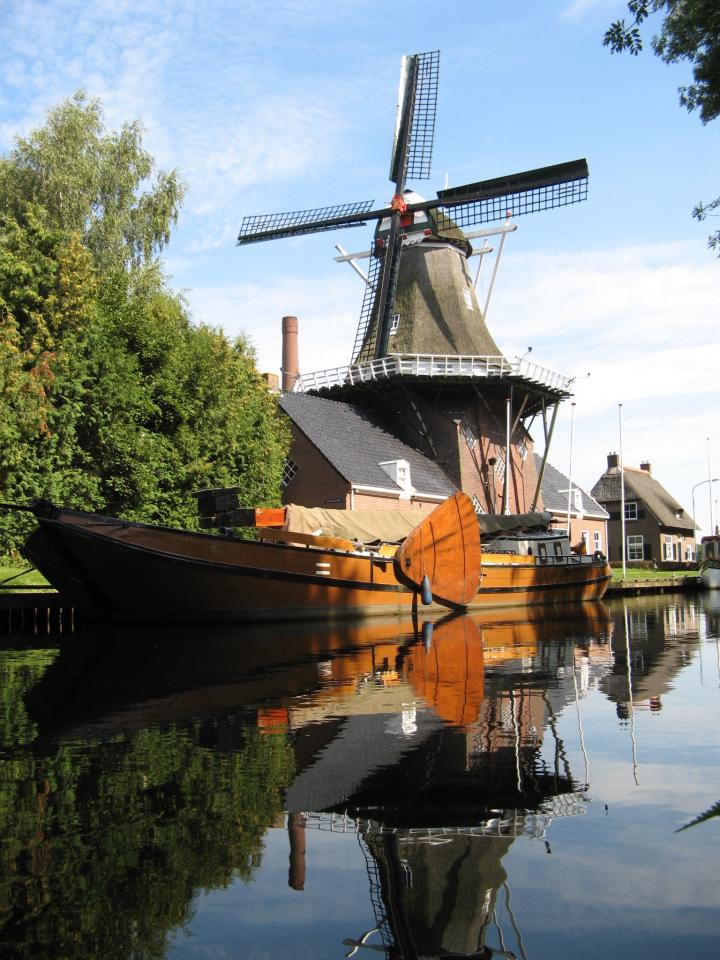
[23,507,610,623]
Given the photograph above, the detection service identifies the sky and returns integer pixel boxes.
[1,0,718,534]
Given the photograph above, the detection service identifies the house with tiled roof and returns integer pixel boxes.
[533,454,609,555]
[591,454,697,563]
[278,392,456,513]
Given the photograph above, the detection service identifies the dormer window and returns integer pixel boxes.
[574,489,584,514]
[379,459,413,498]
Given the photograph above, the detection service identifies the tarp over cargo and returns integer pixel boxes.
[285,505,423,544]
[284,504,552,545]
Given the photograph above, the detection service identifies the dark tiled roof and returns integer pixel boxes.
[534,454,608,519]
[279,392,456,497]
[591,465,695,532]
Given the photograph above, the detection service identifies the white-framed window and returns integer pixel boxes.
[594,531,602,551]
[379,459,412,496]
[463,287,474,310]
[461,421,476,451]
[627,534,644,561]
[574,489,584,515]
[625,501,638,520]
[389,313,400,335]
[471,494,485,515]
[663,535,673,561]
[581,531,590,549]
[517,441,528,461]
[495,455,505,482]
[282,458,298,487]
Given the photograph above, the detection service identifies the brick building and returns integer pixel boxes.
[279,392,454,513]
[533,455,608,554]
[591,454,696,563]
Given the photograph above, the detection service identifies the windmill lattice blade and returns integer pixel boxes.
[351,249,383,364]
[406,50,440,181]
[432,159,588,230]
[238,200,376,245]
[389,50,440,184]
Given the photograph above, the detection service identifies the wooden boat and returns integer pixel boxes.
[21,493,481,622]
[20,494,610,622]
[700,535,720,589]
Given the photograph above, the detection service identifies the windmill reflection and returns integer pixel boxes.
[275,608,609,960]
[9,596,712,959]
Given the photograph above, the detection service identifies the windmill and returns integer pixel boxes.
[238,50,588,367]
[239,50,590,516]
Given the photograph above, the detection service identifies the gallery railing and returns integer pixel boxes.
[294,354,573,394]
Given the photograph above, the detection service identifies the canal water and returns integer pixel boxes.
[1,593,719,959]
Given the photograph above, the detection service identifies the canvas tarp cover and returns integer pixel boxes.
[285,504,553,544]
[285,505,424,544]
[477,512,552,534]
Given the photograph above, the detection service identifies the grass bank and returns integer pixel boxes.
[0,563,49,587]
[610,568,698,582]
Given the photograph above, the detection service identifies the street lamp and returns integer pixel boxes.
[692,477,718,555]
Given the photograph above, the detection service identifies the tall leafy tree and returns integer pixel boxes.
[603,1,720,252]
[0,96,289,555]
[0,92,184,270]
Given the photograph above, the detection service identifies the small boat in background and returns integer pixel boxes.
[700,535,720,589]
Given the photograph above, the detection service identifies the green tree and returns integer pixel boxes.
[0,96,289,555]
[0,642,295,960]
[603,1,720,251]
[0,92,185,271]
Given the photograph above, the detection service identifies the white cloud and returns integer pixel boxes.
[184,274,363,376]
[561,0,615,22]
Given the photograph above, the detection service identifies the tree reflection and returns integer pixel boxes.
[0,602,620,959]
[0,646,293,959]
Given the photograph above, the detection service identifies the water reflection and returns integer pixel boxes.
[0,594,717,959]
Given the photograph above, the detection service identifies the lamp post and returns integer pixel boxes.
[566,402,576,537]
[692,477,719,555]
[708,438,715,536]
[619,404,626,579]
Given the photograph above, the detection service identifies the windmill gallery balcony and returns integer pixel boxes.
[294,353,574,397]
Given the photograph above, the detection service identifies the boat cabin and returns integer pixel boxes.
[702,536,720,561]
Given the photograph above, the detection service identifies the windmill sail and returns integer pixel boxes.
[237,51,590,370]
[433,159,589,230]
[238,200,375,245]
[389,49,440,182]
[351,248,383,361]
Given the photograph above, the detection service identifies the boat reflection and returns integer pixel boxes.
[270,608,612,960]
[13,602,619,960]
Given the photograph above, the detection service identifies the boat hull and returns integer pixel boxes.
[23,508,611,622]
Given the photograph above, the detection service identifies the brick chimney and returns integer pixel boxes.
[281,315,299,392]
[607,452,619,470]
[640,461,652,475]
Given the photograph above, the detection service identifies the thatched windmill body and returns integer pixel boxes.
[239,51,588,515]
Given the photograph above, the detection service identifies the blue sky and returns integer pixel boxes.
[2,0,718,533]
